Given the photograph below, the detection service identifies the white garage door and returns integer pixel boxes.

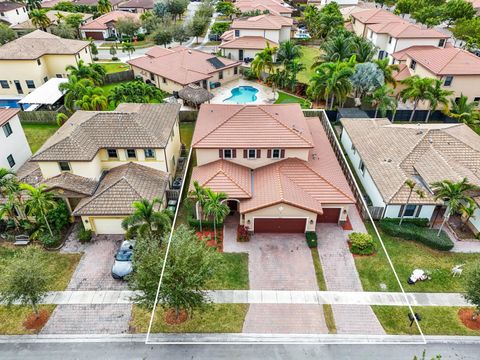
[93,218,125,235]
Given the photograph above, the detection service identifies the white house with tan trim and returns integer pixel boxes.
[0,109,31,172]
[190,104,356,234]
[0,1,28,26]
[234,0,293,17]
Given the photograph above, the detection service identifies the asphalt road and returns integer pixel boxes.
[0,342,478,360]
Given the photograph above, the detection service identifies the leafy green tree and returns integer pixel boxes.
[210,22,230,37]
[56,112,69,126]
[171,23,190,44]
[412,6,443,28]
[116,18,141,38]
[188,15,209,43]
[196,0,214,18]
[441,0,475,27]
[350,62,384,98]
[25,0,42,11]
[121,198,172,243]
[425,79,453,122]
[121,42,135,60]
[29,9,52,31]
[374,0,396,8]
[151,26,173,47]
[109,45,117,59]
[216,1,236,18]
[0,168,15,196]
[445,94,480,128]
[452,17,480,50]
[463,261,480,320]
[51,23,77,39]
[167,0,189,21]
[0,23,16,45]
[154,1,169,17]
[89,40,99,58]
[20,183,58,237]
[400,76,435,122]
[203,188,229,241]
[394,0,416,17]
[0,246,52,318]
[432,178,479,236]
[374,58,400,87]
[97,0,112,14]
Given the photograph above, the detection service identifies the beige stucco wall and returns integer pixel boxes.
[38,154,103,180]
[222,48,259,61]
[195,148,310,168]
[98,147,168,172]
[242,202,318,232]
[164,118,182,179]
[81,216,125,234]
[351,18,367,37]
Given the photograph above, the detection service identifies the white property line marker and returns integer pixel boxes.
[145,116,426,344]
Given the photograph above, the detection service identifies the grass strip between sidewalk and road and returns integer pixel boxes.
[0,305,56,335]
[130,304,248,333]
[310,248,337,334]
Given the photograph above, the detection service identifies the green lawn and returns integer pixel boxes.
[22,123,59,154]
[99,62,130,74]
[130,304,248,333]
[180,122,195,150]
[0,305,56,335]
[205,253,249,290]
[0,245,81,291]
[373,306,480,336]
[355,223,478,293]
[297,46,321,85]
[275,91,311,108]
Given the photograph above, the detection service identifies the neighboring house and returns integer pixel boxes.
[350,8,402,38]
[391,46,480,106]
[190,104,355,234]
[365,20,448,63]
[0,109,32,171]
[73,0,124,9]
[340,118,480,234]
[309,0,358,5]
[118,0,153,13]
[234,0,293,17]
[219,14,293,61]
[128,46,242,93]
[0,30,91,96]
[79,10,142,40]
[0,1,28,26]
[27,103,182,235]
[11,10,93,36]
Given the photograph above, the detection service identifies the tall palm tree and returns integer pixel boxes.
[29,9,51,31]
[459,202,477,231]
[59,75,93,111]
[203,189,229,242]
[251,43,277,79]
[66,60,105,85]
[352,37,377,63]
[121,42,135,60]
[286,59,305,92]
[399,179,425,226]
[425,79,453,122]
[75,87,108,111]
[97,0,112,14]
[445,94,480,127]
[431,178,480,236]
[121,198,172,242]
[188,181,206,232]
[20,184,57,237]
[400,76,435,122]
[374,58,400,88]
[0,193,22,230]
[315,33,354,65]
[367,85,397,118]
[276,40,302,66]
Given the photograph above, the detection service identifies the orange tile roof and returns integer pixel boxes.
[128,46,241,85]
[393,46,480,75]
[192,104,314,149]
[80,11,140,30]
[235,0,293,15]
[219,36,278,49]
[368,21,447,39]
[220,30,235,42]
[231,14,293,30]
[393,63,411,81]
[0,108,19,127]
[190,160,252,198]
[350,8,399,24]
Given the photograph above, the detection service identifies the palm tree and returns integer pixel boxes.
[400,76,435,122]
[367,85,397,118]
[66,60,105,85]
[352,37,377,63]
[276,40,302,66]
[425,79,453,122]
[29,9,51,31]
[431,178,480,236]
[20,184,57,237]
[26,0,42,10]
[188,181,206,232]
[374,58,400,88]
[251,43,277,79]
[97,0,112,14]
[203,189,229,242]
[315,33,354,65]
[56,112,68,126]
[0,168,15,196]
[286,59,305,92]
[399,179,425,226]
[74,87,108,111]
[59,75,93,111]
[0,193,22,230]
[121,198,172,242]
[121,42,135,60]
[459,202,477,232]
[445,94,480,127]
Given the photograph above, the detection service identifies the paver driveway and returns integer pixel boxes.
[224,219,328,333]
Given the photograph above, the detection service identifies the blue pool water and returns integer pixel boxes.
[0,99,24,109]
[223,86,259,104]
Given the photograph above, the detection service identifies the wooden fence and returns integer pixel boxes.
[104,70,134,84]
[18,105,67,124]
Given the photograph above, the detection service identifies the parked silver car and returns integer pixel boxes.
[111,240,135,280]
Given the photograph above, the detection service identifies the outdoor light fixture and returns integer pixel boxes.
[279,206,284,212]
[309,219,314,224]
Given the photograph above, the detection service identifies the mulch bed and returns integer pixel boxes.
[196,230,223,252]
[165,309,188,325]
[448,215,478,240]
[458,308,480,331]
[23,309,50,332]
[342,216,353,231]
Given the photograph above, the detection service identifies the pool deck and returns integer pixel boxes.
[210,79,278,105]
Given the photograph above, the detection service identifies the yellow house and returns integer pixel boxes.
[29,103,182,235]
[0,30,92,96]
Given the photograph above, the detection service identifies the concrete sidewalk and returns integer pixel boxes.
[11,290,469,307]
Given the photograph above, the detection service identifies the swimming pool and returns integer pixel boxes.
[0,99,24,109]
[223,86,259,104]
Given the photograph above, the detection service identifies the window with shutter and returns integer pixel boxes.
[280,149,285,158]
[267,150,272,158]
[232,149,237,158]
[219,149,223,158]
[243,149,247,158]
[256,149,261,158]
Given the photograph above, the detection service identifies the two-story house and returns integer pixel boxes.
[391,46,480,107]
[0,30,91,96]
[219,14,293,61]
[79,10,142,40]
[190,104,355,234]
[28,103,182,235]
[128,46,242,93]
[0,109,31,172]
[0,1,28,26]
[350,8,399,38]
[340,118,480,234]
[234,0,293,17]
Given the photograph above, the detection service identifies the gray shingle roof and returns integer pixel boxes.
[32,103,181,161]
[72,162,169,216]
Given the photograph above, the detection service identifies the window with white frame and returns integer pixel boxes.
[144,149,155,158]
[107,149,118,159]
[248,149,257,159]
[359,160,365,175]
[3,122,12,137]
[223,149,232,159]
[58,162,71,172]
[272,149,281,159]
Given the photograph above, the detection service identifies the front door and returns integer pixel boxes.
[14,80,23,94]
[239,49,244,61]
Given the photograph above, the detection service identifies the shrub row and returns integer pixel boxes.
[348,232,376,255]
[305,231,318,248]
[188,217,224,231]
[381,217,430,228]
[379,220,454,251]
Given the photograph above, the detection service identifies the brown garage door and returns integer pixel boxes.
[84,31,104,40]
[254,218,306,233]
[316,208,341,223]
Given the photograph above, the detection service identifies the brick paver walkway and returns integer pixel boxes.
[317,206,385,335]
[41,304,132,334]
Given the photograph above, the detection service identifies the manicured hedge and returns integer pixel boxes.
[379,220,454,251]
[348,232,376,255]
[305,231,318,248]
[188,217,224,231]
[381,217,430,228]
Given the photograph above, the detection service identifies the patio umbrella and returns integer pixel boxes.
[178,84,213,108]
